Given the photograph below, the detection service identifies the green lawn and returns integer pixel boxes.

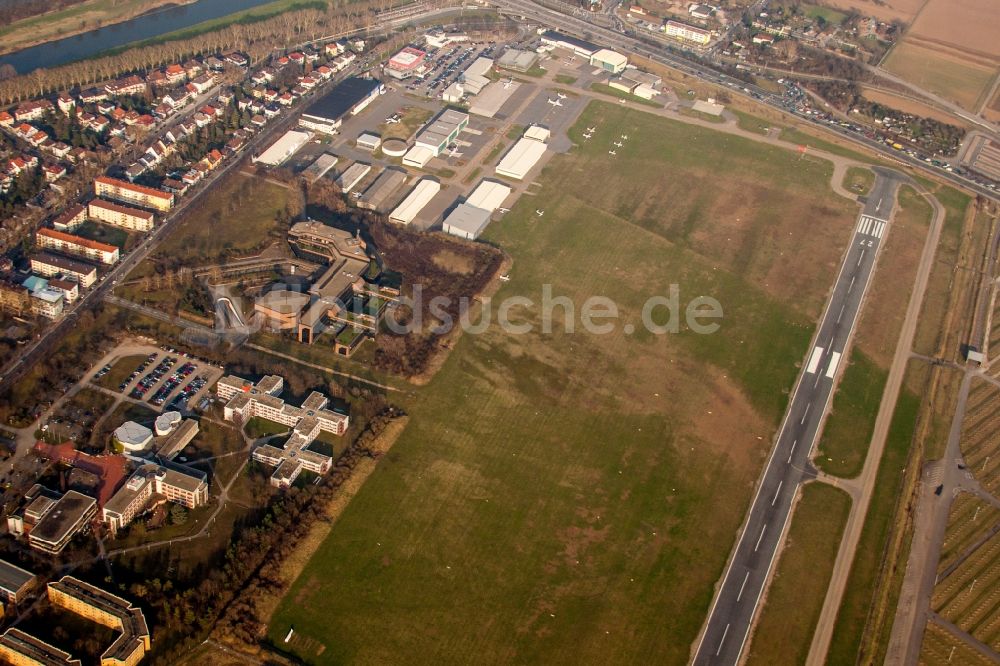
[555,74,578,85]
[844,166,875,195]
[267,101,859,663]
[95,354,147,390]
[74,220,130,249]
[747,482,852,665]
[245,416,290,439]
[814,351,887,477]
[803,3,847,25]
[779,127,875,162]
[154,173,291,263]
[827,381,920,664]
[590,83,663,108]
[730,109,773,135]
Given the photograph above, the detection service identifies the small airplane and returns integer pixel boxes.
[385,115,400,124]
[503,76,514,89]
[555,92,567,99]
[582,132,592,140]
[546,98,563,107]
[621,134,629,140]
[608,150,616,156]
[497,207,510,214]
[619,98,626,104]
[535,209,545,217]
[613,141,623,148]
[499,274,511,282]
[586,127,596,133]
[447,145,463,158]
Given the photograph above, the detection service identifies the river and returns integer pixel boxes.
[0,0,279,74]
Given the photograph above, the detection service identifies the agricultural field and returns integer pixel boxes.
[746,482,851,665]
[937,491,1000,575]
[959,379,1000,496]
[919,620,998,666]
[904,0,1000,62]
[818,0,923,23]
[267,101,859,663]
[932,528,1000,650]
[883,42,997,112]
[988,291,1000,361]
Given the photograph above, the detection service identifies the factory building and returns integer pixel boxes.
[384,46,427,79]
[539,30,598,58]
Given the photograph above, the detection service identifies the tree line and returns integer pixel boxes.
[0,0,402,106]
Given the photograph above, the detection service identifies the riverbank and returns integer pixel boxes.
[0,0,198,58]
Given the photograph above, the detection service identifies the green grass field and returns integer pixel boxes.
[815,351,887,477]
[94,354,147,390]
[747,482,852,665]
[827,375,920,664]
[883,42,997,111]
[844,166,875,195]
[154,172,291,263]
[267,101,858,663]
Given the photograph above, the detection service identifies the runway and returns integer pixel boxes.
[692,169,905,665]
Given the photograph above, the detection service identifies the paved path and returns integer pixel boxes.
[806,183,947,665]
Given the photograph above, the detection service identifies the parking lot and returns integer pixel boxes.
[91,342,224,413]
[402,42,500,99]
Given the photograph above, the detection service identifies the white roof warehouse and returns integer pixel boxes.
[495,125,549,181]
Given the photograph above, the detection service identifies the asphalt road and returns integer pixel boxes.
[692,169,905,665]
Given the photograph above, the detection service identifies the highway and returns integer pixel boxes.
[691,170,905,664]
[488,0,1000,203]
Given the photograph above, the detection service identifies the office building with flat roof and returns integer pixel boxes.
[0,559,36,605]
[27,491,97,555]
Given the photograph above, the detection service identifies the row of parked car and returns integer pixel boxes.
[149,361,197,406]
[130,356,177,400]
[118,353,160,392]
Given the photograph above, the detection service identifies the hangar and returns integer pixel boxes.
[495,126,548,181]
[389,179,441,225]
[299,77,385,134]
[254,130,312,166]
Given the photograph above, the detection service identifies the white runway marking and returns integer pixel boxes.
[848,275,856,293]
[858,215,888,239]
[754,524,767,552]
[787,439,797,463]
[806,346,824,374]
[771,480,783,506]
[826,351,841,379]
[717,624,730,655]
[857,249,865,266]
[737,571,750,602]
[872,221,885,238]
[837,303,846,323]
[801,402,811,424]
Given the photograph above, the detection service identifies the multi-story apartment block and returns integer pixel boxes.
[88,199,155,232]
[36,228,119,265]
[48,576,149,666]
[94,176,173,212]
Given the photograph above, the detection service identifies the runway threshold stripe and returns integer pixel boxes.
[826,351,841,379]
[806,346,824,374]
